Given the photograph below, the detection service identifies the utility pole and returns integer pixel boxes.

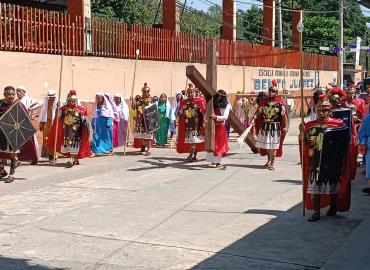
[338,0,344,87]
[276,0,283,48]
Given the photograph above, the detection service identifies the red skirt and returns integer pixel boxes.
[214,122,228,157]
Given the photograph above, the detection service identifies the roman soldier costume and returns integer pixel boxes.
[47,93,91,167]
[255,85,288,170]
[327,87,346,109]
[0,86,36,183]
[132,83,155,155]
[177,83,206,161]
[328,87,358,180]
[302,95,351,222]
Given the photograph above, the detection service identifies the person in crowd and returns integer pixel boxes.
[343,86,365,131]
[155,93,174,147]
[177,83,206,162]
[47,91,91,168]
[16,86,41,165]
[282,89,295,128]
[170,91,184,138]
[113,94,129,148]
[132,83,155,156]
[233,91,248,127]
[105,94,119,154]
[0,86,20,183]
[301,94,351,221]
[92,93,114,156]
[254,85,288,170]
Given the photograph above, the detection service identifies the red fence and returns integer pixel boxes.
[0,3,338,71]
[0,3,84,55]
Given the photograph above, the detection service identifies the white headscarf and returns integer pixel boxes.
[171,91,183,118]
[92,93,115,119]
[17,86,41,110]
[104,93,120,121]
[38,90,57,123]
[113,94,129,121]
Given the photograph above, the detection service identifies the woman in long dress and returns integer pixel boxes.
[113,94,129,147]
[155,93,174,146]
[92,93,114,156]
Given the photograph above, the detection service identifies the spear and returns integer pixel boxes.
[124,49,140,155]
[297,10,306,216]
[183,53,193,93]
[53,26,65,165]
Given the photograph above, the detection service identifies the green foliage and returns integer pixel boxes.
[180,5,221,37]
[238,6,263,43]
[91,0,160,25]
[91,0,368,61]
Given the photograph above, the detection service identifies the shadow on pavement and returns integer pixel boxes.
[127,157,211,171]
[190,203,362,270]
[273,179,302,185]
[0,256,63,270]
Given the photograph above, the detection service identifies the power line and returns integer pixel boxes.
[243,0,349,14]
[192,0,346,48]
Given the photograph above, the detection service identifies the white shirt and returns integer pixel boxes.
[216,103,232,122]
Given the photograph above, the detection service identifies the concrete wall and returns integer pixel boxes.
[0,51,337,102]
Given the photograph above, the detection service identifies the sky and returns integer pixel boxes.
[181,0,370,16]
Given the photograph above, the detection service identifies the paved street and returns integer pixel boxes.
[0,119,368,270]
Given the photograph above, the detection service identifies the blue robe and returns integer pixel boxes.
[92,107,113,155]
[359,115,370,178]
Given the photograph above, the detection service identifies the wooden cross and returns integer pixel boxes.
[186,39,256,152]
[205,39,216,152]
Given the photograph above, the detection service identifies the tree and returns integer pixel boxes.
[179,5,220,37]
[238,6,263,43]
[91,0,160,25]
[281,0,367,55]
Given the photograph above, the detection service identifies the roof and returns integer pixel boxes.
[1,0,67,11]
[358,0,370,9]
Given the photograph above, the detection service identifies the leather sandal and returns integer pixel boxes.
[308,212,320,222]
[5,175,15,184]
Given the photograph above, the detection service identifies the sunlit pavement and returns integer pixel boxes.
[0,118,368,270]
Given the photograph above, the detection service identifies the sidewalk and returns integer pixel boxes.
[320,171,370,270]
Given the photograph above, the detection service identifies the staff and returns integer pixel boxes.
[297,10,305,216]
[124,49,140,155]
[183,53,193,94]
[53,27,65,165]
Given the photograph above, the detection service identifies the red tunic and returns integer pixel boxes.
[301,118,351,212]
[176,97,206,154]
[47,105,92,159]
[213,107,229,157]
[254,96,288,157]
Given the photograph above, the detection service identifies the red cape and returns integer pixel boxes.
[255,96,288,157]
[301,118,351,212]
[177,97,206,154]
[47,105,92,159]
